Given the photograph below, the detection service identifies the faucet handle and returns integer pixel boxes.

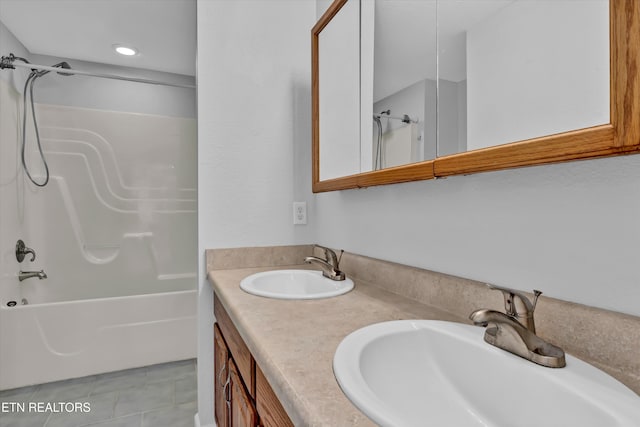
[532,289,542,308]
[336,248,344,267]
[486,284,542,317]
[15,240,36,263]
[312,244,343,269]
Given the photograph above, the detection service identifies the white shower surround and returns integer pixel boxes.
[0,79,197,389]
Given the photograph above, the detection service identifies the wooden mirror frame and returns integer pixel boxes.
[312,0,639,193]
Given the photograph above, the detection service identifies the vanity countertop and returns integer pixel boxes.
[209,265,465,426]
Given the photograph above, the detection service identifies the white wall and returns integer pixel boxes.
[29,54,195,118]
[314,153,640,318]
[196,1,316,425]
[438,79,466,156]
[457,79,467,152]
[466,0,609,150]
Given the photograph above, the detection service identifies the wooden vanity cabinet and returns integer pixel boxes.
[214,296,294,427]
[214,323,258,427]
[214,324,229,426]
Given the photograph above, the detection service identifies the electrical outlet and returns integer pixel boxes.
[293,202,307,225]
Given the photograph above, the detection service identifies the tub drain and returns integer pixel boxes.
[7,301,17,307]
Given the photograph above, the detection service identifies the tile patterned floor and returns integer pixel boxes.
[0,359,197,427]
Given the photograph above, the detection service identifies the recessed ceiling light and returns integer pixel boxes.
[113,45,138,56]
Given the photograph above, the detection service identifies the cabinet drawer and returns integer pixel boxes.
[215,297,255,398]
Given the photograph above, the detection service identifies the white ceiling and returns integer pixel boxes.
[0,0,196,76]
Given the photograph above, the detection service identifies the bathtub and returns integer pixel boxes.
[0,289,196,391]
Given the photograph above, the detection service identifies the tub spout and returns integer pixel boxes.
[18,270,47,282]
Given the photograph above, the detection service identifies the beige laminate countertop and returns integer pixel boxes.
[209,265,466,427]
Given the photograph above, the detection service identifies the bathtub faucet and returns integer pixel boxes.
[18,270,47,282]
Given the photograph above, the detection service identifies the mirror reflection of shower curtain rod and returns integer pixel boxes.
[373,113,418,124]
[3,60,195,89]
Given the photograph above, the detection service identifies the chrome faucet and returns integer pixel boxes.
[469,284,566,368]
[304,244,345,281]
[18,270,47,282]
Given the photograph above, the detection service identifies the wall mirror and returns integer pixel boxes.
[437,0,609,157]
[364,1,437,172]
[312,0,639,192]
[317,0,361,181]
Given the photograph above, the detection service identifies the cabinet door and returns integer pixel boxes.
[215,297,256,398]
[229,358,258,427]
[255,364,294,427]
[214,324,229,427]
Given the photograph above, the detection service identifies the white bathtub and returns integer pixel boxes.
[0,289,196,390]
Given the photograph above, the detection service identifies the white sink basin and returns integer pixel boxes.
[240,269,354,299]
[334,320,640,427]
